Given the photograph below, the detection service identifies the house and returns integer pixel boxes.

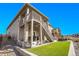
[7,4,55,48]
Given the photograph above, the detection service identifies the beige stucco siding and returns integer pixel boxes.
[48,25,53,33]
[7,17,19,41]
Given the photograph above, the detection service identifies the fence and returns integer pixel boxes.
[0,34,11,49]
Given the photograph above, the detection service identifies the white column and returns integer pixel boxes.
[31,18,33,47]
[26,8,30,20]
[27,8,29,14]
[17,16,21,45]
[40,16,43,44]
[40,24,42,44]
[25,31,28,42]
[25,8,29,41]
[24,23,28,42]
[24,8,29,47]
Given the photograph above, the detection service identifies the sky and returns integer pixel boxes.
[0,3,79,35]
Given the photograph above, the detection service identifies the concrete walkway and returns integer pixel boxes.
[68,41,76,56]
[73,42,79,56]
[68,41,79,56]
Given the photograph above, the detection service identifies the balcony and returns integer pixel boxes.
[32,11,41,23]
[19,11,44,27]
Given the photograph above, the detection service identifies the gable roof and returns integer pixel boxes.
[7,3,48,30]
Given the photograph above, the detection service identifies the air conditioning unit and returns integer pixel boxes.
[32,41,37,47]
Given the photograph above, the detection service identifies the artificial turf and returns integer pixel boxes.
[27,41,70,56]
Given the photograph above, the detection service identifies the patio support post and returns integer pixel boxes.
[24,8,29,47]
[40,16,42,44]
[24,20,28,47]
[17,16,21,45]
[31,12,33,47]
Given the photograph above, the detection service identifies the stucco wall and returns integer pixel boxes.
[7,17,19,42]
[48,25,53,33]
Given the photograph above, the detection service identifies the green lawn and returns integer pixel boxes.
[27,41,70,56]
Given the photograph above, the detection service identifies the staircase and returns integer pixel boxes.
[42,21,55,41]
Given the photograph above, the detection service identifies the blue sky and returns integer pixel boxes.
[0,3,79,35]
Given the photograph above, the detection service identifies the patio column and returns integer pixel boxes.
[24,9,29,47]
[24,23,28,46]
[17,16,21,45]
[31,18,33,47]
[40,16,43,44]
[26,8,30,20]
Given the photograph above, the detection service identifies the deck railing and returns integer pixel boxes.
[32,11,40,22]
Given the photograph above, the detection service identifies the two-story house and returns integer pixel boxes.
[7,4,55,48]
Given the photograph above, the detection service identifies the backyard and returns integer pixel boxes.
[27,41,70,56]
